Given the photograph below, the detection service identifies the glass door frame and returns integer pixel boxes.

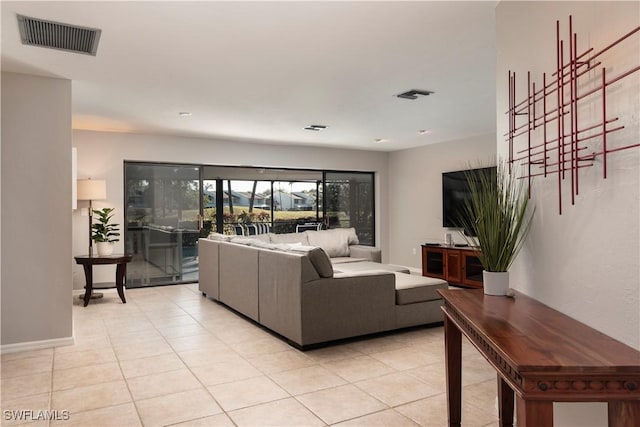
[123,160,204,287]
[323,170,376,245]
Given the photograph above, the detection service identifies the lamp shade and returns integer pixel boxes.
[77,179,106,201]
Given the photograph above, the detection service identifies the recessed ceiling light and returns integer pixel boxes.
[418,130,432,135]
[304,124,328,131]
[178,112,192,117]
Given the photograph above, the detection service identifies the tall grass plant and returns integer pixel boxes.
[458,163,534,272]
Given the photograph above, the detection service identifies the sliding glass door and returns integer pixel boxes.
[324,171,375,245]
[123,163,375,288]
[124,163,203,287]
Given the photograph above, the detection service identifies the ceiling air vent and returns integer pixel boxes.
[17,14,101,56]
[396,89,434,100]
[304,125,328,131]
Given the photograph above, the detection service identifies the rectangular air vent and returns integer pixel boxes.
[304,125,328,131]
[17,14,101,56]
[397,89,434,100]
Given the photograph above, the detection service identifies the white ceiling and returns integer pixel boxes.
[1,1,497,152]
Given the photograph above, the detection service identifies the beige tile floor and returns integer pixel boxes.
[1,284,500,427]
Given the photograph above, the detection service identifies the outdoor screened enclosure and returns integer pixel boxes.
[123,163,375,287]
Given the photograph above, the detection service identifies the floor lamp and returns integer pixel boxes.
[77,179,107,257]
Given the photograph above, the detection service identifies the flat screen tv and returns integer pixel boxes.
[442,166,496,232]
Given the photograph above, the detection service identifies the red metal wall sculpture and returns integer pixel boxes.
[506,16,640,214]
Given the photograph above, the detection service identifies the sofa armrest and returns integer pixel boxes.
[300,272,395,345]
[349,245,381,263]
[258,250,319,345]
[198,239,219,299]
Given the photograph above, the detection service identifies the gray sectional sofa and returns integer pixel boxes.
[199,228,447,348]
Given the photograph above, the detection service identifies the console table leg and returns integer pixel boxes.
[82,264,93,307]
[497,376,514,427]
[115,263,127,304]
[516,398,553,426]
[608,400,640,427]
[444,315,462,427]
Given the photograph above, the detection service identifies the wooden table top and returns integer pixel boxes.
[74,254,133,264]
[439,289,640,374]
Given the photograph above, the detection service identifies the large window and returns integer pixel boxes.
[201,166,373,242]
[272,181,321,233]
[124,163,375,288]
[199,167,375,242]
[221,180,272,235]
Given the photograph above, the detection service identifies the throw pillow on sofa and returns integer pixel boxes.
[306,228,355,258]
[289,245,334,278]
[343,227,360,245]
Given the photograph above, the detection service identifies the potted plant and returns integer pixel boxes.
[457,163,535,295]
[92,207,120,256]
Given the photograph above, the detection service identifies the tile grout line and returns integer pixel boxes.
[172,289,349,425]
[55,299,143,425]
[109,318,145,427]
[141,295,239,426]
[134,297,204,425]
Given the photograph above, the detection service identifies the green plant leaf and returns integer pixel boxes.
[457,163,534,272]
[91,207,121,244]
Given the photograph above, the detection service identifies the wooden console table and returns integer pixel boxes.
[74,254,132,307]
[439,289,640,427]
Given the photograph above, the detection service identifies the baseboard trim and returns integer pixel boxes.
[1,336,75,354]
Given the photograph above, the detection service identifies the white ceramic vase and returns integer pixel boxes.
[483,271,509,296]
[96,242,114,256]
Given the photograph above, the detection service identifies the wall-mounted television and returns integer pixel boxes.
[442,166,496,231]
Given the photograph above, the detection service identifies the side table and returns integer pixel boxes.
[74,254,132,307]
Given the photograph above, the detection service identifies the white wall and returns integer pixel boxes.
[73,130,389,287]
[387,134,496,268]
[1,72,73,346]
[497,2,639,425]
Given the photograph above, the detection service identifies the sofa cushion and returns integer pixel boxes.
[331,257,368,264]
[208,233,231,242]
[306,229,351,257]
[344,228,359,245]
[269,232,309,245]
[334,261,410,274]
[311,227,359,245]
[250,240,293,251]
[230,236,260,245]
[348,245,382,263]
[252,233,271,243]
[289,245,334,278]
[394,273,448,305]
